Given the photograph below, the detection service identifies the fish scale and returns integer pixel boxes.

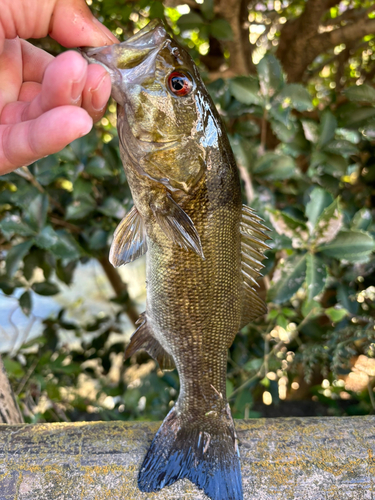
[80,18,270,500]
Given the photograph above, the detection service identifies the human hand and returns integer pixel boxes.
[0,0,118,175]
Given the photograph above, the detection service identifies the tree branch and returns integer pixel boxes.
[277,0,375,82]
[0,355,24,424]
[329,18,375,47]
[98,256,139,325]
[323,5,375,27]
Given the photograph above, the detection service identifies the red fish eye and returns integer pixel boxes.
[168,71,193,96]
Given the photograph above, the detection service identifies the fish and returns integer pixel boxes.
[80,19,269,500]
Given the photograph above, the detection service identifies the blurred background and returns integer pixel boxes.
[1,0,375,423]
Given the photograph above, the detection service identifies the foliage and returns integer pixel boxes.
[1,0,375,423]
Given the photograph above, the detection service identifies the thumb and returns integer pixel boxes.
[50,0,118,48]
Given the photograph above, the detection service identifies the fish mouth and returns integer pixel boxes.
[79,20,168,75]
[79,19,169,106]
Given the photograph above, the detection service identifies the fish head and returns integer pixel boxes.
[81,20,222,193]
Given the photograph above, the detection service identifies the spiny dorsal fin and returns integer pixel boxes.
[152,194,204,259]
[125,313,175,371]
[109,206,147,267]
[240,205,271,327]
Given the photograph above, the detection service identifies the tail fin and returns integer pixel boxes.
[138,406,243,500]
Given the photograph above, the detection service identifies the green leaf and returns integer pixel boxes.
[318,230,375,262]
[313,198,342,245]
[88,229,108,250]
[98,197,126,219]
[0,279,15,295]
[268,253,307,304]
[326,307,348,323]
[306,253,327,300]
[317,110,337,148]
[6,240,33,277]
[340,107,375,127]
[362,125,375,139]
[268,209,308,247]
[270,120,296,142]
[337,284,358,315]
[177,12,204,30]
[70,130,98,160]
[210,19,233,40]
[200,0,214,20]
[233,120,260,137]
[257,54,284,97]
[85,157,113,178]
[351,208,372,231]
[55,260,77,285]
[301,119,319,143]
[149,0,164,18]
[66,194,96,220]
[305,188,333,229]
[35,226,59,249]
[229,76,261,105]
[275,84,312,111]
[254,152,295,180]
[301,298,321,318]
[46,381,61,400]
[32,281,60,296]
[24,194,49,232]
[0,216,37,239]
[49,231,82,260]
[2,358,25,378]
[230,135,254,169]
[344,84,375,104]
[19,290,32,316]
[323,139,358,157]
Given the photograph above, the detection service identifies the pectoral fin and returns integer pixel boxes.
[125,313,175,371]
[240,205,271,328]
[109,206,147,267]
[152,194,204,259]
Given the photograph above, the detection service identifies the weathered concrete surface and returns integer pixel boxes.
[0,416,374,499]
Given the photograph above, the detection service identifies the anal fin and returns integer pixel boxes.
[240,205,271,328]
[125,313,175,371]
[109,206,147,268]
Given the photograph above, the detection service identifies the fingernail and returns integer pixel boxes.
[79,116,93,137]
[92,17,119,44]
[72,73,86,102]
[91,73,110,111]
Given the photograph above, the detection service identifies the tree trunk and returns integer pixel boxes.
[277,0,375,82]
[0,355,24,424]
[216,0,256,75]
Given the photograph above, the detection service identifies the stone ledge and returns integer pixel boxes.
[0,416,374,499]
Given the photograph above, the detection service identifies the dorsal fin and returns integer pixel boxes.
[152,193,204,259]
[125,313,175,371]
[240,205,271,328]
[109,206,147,267]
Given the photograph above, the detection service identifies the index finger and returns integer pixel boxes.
[0,0,118,54]
[50,0,118,48]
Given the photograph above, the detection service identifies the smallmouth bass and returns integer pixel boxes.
[81,20,269,500]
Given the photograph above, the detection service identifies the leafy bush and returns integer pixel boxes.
[1,1,375,422]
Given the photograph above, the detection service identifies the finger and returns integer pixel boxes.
[0,39,22,113]
[51,0,118,48]
[18,51,88,122]
[0,82,41,125]
[0,106,92,174]
[19,82,42,102]
[0,0,118,55]
[21,39,53,83]
[81,64,111,121]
